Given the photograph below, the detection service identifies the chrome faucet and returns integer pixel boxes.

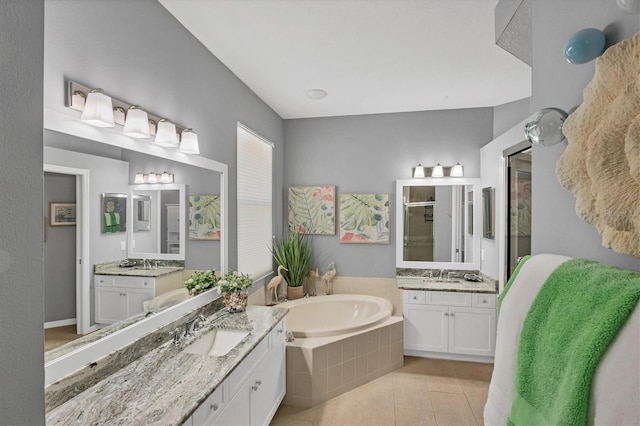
[143,259,152,270]
[185,315,208,337]
[171,328,183,344]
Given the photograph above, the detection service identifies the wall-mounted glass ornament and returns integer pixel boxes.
[524,108,568,147]
[563,28,606,64]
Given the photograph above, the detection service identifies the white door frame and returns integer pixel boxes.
[44,164,93,334]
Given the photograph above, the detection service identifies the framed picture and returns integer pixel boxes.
[339,193,390,244]
[50,202,76,226]
[288,185,336,235]
[101,193,127,234]
[189,195,221,240]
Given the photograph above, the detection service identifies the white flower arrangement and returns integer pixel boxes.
[214,270,253,294]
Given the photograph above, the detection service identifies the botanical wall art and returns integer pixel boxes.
[288,185,335,235]
[339,193,390,244]
[189,195,221,240]
[557,32,640,257]
[101,193,127,233]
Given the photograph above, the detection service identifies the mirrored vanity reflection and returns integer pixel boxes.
[396,178,481,270]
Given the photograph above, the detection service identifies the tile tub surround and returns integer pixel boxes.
[396,268,498,294]
[284,316,404,408]
[46,305,287,425]
[94,259,185,277]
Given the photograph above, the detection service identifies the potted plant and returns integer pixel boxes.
[214,270,253,313]
[184,270,218,295]
[271,231,313,300]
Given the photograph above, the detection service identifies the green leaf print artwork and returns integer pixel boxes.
[288,185,335,235]
[189,195,221,240]
[339,193,390,243]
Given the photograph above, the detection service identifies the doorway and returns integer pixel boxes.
[506,148,532,279]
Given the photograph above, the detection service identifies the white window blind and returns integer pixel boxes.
[237,124,273,280]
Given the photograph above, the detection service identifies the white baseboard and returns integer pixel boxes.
[44,318,77,329]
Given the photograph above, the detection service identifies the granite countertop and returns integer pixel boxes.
[396,268,497,294]
[95,260,184,278]
[46,305,288,425]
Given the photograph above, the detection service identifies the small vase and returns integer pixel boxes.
[224,290,248,313]
[287,285,304,300]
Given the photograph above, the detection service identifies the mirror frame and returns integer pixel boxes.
[43,108,228,386]
[128,184,186,260]
[395,178,481,270]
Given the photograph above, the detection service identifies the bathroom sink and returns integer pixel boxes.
[183,328,249,357]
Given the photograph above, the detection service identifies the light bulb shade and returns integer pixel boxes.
[432,164,444,178]
[80,90,114,127]
[134,172,145,184]
[147,172,157,183]
[123,107,150,138]
[155,119,178,147]
[160,171,173,183]
[412,164,425,178]
[450,163,464,177]
[179,128,200,154]
[524,108,568,147]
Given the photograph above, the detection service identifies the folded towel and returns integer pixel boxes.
[508,258,640,426]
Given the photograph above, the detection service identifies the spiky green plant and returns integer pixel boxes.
[271,231,312,287]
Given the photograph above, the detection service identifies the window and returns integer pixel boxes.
[237,123,273,280]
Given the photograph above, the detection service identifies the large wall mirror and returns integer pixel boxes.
[395,178,481,270]
[42,112,228,385]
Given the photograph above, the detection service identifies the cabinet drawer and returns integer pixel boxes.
[426,292,472,306]
[228,333,270,396]
[112,276,154,289]
[95,275,113,287]
[191,382,226,425]
[404,291,426,304]
[472,293,496,308]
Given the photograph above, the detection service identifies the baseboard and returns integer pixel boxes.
[44,318,77,329]
[404,349,494,364]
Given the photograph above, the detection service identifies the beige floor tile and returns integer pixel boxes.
[462,385,489,419]
[393,374,432,411]
[394,408,437,426]
[272,404,321,423]
[429,391,477,426]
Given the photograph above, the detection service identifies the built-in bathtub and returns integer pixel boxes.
[279,294,403,407]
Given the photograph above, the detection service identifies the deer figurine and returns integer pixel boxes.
[306,268,319,296]
[321,261,336,295]
[266,265,287,305]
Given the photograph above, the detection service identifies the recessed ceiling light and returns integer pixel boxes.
[306,89,328,100]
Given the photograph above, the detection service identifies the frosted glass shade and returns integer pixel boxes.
[179,129,200,154]
[524,108,568,147]
[155,119,179,147]
[123,107,150,138]
[412,164,425,178]
[160,172,174,183]
[432,164,444,178]
[80,90,114,127]
[134,172,144,184]
[147,172,157,184]
[450,163,464,177]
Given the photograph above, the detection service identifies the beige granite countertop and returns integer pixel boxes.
[94,264,184,278]
[46,305,288,425]
[396,276,497,293]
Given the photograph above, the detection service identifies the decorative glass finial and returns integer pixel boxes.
[524,108,568,147]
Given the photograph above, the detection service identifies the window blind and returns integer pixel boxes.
[237,124,273,280]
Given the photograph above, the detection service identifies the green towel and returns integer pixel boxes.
[508,258,640,426]
[499,255,531,311]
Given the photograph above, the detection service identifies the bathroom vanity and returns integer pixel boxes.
[46,305,287,425]
[397,270,497,362]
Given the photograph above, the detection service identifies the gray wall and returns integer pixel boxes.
[0,1,45,423]
[493,97,530,138]
[44,172,76,323]
[284,108,493,278]
[44,0,285,272]
[531,1,640,270]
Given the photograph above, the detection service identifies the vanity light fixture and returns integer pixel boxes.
[179,128,200,154]
[133,171,174,184]
[134,172,145,184]
[450,162,464,177]
[431,163,444,178]
[160,171,174,183]
[123,106,151,138]
[147,172,158,184]
[80,89,115,127]
[412,164,426,178]
[66,80,201,154]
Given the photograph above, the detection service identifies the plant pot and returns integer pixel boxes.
[287,285,304,300]
[224,290,248,313]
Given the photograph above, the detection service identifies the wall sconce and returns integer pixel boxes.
[66,80,200,154]
[134,171,174,184]
[412,162,465,178]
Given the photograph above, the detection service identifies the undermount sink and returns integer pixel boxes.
[183,328,249,357]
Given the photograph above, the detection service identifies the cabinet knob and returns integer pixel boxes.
[412,296,418,300]
[450,313,455,317]
[211,403,219,411]
[252,384,259,391]
[444,312,449,316]
[256,380,262,386]
[277,328,284,334]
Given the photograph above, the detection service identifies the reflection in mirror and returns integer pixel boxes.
[396,178,481,270]
[133,194,151,232]
[483,187,495,239]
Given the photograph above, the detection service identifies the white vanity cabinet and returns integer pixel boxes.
[187,318,286,426]
[403,290,496,360]
[94,272,182,324]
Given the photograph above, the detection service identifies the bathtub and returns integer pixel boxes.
[279,294,393,337]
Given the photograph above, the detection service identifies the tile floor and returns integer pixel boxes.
[44,325,82,351]
[271,356,492,426]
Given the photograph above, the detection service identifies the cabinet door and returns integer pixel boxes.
[213,381,251,426]
[251,344,286,426]
[404,304,449,352]
[124,288,154,317]
[448,306,496,357]
[95,287,126,324]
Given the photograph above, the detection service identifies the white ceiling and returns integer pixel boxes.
[159,0,531,119]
